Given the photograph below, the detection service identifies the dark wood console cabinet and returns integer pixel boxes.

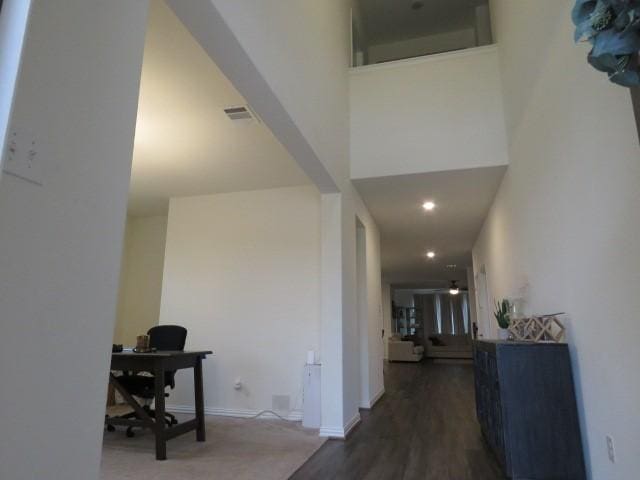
[473,340,586,479]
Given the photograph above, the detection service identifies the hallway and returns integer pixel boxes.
[290,360,504,480]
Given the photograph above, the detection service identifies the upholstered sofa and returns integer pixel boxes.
[426,334,472,359]
[388,336,424,362]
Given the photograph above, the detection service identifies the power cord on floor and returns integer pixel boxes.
[249,363,307,422]
[248,410,291,421]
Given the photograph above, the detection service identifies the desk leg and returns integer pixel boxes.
[154,364,167,460]
[194,357,206,441]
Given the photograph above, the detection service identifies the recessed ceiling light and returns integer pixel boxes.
[422,201,436,211]
[427,251,436,259]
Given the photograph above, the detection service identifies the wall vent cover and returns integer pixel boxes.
[223,105,256,122]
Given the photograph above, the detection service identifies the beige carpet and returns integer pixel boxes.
[100,410,325,480]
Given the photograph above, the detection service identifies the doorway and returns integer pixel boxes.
[356,217,369,408]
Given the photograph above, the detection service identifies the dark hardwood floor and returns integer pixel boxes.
[290,360,505,480]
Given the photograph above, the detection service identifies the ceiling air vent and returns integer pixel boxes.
[223,105,257,122]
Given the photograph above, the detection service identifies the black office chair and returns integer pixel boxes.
[110,325,187,437]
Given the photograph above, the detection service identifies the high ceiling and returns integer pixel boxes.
[128,0,310,216]
[353,166,506,288]
[356,0,487,45]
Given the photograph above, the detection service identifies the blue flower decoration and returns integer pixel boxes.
[573,0,640,86]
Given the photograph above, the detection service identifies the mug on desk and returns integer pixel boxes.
[135,334,151,353]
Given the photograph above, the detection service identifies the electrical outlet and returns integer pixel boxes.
[606,435,616,463]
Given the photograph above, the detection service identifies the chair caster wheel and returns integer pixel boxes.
[106,425,116,432]
[126,427,135,438]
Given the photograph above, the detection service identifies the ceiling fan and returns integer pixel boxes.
[431,280,469,295]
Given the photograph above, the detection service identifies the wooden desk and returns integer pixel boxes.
[105,350,212,460]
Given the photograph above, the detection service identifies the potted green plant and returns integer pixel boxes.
[494,299,511,340]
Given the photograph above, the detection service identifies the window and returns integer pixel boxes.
[450,295,456,334]
[429,292,470,335]
[352,0,493,66]
[434,294,442,334]
[462,293,470,334]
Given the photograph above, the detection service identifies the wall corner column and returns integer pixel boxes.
[319,192,345,436]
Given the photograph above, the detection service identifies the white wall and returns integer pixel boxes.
[350,46,509,180]
[368,29,477,64]
[319,193,346,434]
[316,189,383,436]
[340,191,384,429]
[167,0,351,189]
[355,215,384,409]
[364,217,383,405]
[205,0,351,185]
[341,199,360,425]
[466,266,478,328]
[167,0,384,437]
[0,1,148,478]
[114,215,168,345]
[159,186,321,419]
[381,282,392,359]
[474,1,640,478]
[356,222,369,408]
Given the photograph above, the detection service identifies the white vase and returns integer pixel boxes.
[498,328,510,340]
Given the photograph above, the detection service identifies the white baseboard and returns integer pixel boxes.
[319,412,361,439]
[318,425,346,438]
[166,404,303,422]
[369,387,385,408]
[360,387,385,409]
[343,412,361,437]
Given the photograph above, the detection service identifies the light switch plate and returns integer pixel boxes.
[3,129,43,185]
[606,435,616,463]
